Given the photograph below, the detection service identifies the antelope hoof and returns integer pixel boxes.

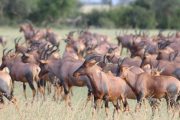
[11,97,17,104]
[124,107,130,112]
[92,108,96,116]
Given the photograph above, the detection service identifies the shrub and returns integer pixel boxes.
[98,17,115,28]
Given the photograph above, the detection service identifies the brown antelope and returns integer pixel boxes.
[38,45,93,107]
[19,23,35,41]
[73,56,137,118]
[140,48,180,81]
[156,43,180,62]
[116,31,134,55]
[0,49,43,102]
[39,58,62,101]
[14,37,28,54]
[0,70,17,107]
[58,58,93,107]
[21,45,59,97]
[65,32,86,57]
[120,66,180,112]
[85,53,144,76]
[39,58,92,107]
[46,28,60,48]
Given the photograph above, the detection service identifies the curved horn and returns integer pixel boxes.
[103,54,109,64]
[40,44,50,59]
[118,57,126,66]
[116,57,125,76]
[46,48,58,59]
[14,37,22,44]
[140,46,149,67]
[144,46,149,56]
[173,50,179,60]
[6,49,13,55]
[3,48,7,56]
[156,60,160,69]
[160,67,165,73]
[84,54,102,63]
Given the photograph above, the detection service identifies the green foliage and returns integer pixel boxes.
[85,10,108,27]
[85,0,180,29]
[121,6,157,28]
[0,0,8,16]
[0,0,38,25]
[98,17,115,28]
[84,6,156,29]
[4,0,38,20]
[0,0,179,29]
[131,0,180,29]
[0,0,77,25]
[169,7,180,29]
[29,0,77,23]
[153,0,180,28]
[132,0,154,9]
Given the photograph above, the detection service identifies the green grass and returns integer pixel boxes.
[0,27,179,120]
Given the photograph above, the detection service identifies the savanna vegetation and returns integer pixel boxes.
[0,27,179,120]
[0,0,179,120]
[0,0,179,29]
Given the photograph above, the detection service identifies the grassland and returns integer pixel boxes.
[0,27,179,120]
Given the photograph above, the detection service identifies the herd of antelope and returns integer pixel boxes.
[0,23,180,119]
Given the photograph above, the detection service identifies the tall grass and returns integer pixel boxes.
[0,27,178,120]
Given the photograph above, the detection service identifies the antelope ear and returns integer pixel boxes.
[159,67,165,73]
[103,54,108,64]
[122,66,129,72]
[143,64,151,69]
[85,60,97,67]
[24,53,29,57]
[39,60,48,64]
[169,51,178,61]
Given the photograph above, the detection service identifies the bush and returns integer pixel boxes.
[98,17,115,28]
[168,8,180,29]
[29,0,77,23]
[85,6,157,29]
[85,10,108,27]
[121,6,157,28]
[0,0,179,29]
[84,0,179,29]
[4,0,37,20]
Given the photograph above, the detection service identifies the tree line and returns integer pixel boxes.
[85,0,180,29]
[0,0,179,29]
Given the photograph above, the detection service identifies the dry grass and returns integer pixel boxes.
[0,27,179,120]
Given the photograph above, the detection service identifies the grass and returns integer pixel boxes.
[0,27,179,120]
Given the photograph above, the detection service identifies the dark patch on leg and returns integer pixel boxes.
[23,83,27,99]
[136,92,144,112]
[25,72,36,102]
[0,96,4,104]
